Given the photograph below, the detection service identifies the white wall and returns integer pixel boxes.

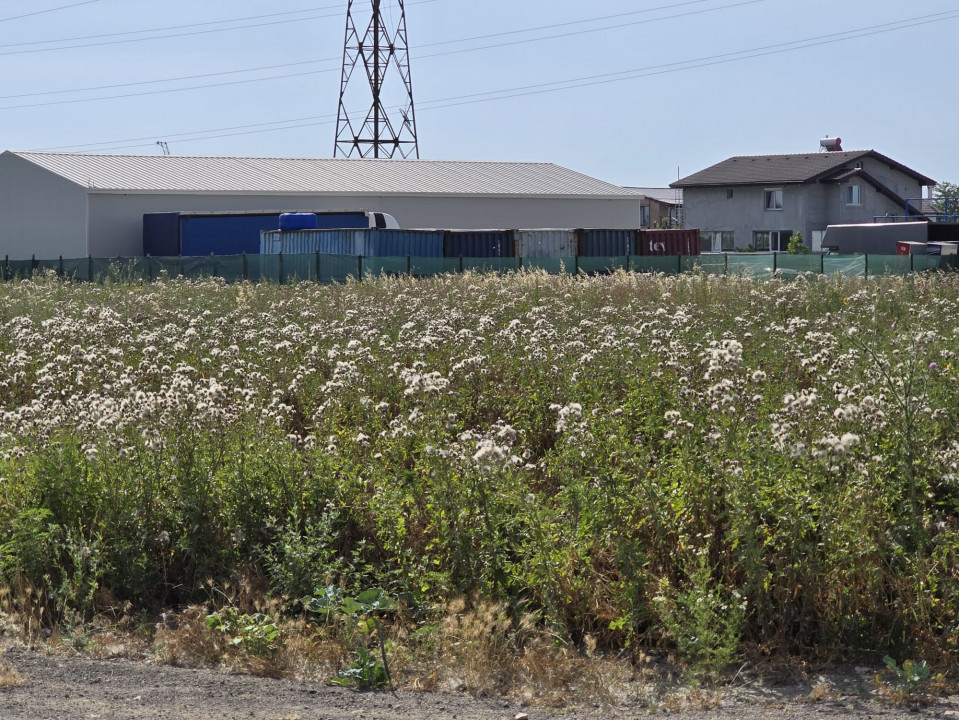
[0,152,88,260]
[88,192,642,257]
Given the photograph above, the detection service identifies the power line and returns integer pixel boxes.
[0,3,345,47]
[0,0,761,108]
[0,0,438,56]
[0,0,101,23]
[417,9,959,109]
[417,0,767,59]
[28,8,959,153]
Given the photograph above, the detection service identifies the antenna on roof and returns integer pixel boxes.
[156,141,170,156]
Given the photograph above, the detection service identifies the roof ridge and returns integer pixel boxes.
[12,150,557,166]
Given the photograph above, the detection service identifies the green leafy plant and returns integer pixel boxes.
[883,656,931,693]
[787,231,808,254]
[205,607,283,656]
[655,551,745,682]
[303,587,396,689]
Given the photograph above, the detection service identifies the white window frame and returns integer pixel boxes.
[764,188,783,211]
[845,184,861,206]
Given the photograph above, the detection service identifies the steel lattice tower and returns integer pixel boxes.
[334,0,419,159]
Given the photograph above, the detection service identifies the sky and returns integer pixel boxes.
[2,0,957,189]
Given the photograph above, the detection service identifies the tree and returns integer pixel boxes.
[931,182,959,221]
[787,231,808,254]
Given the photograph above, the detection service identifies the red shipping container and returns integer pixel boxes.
[637,229,701,256]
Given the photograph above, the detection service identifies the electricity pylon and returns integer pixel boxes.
[334,0,419,159]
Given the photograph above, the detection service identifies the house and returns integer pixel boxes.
[625,187,683,228]
[0,151,642,260]
[671,148,936,253]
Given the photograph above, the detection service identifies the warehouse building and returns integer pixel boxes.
[0,151,642,260]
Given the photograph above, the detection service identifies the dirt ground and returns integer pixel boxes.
[2,644,959,720]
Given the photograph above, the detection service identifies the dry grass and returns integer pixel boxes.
[0,657,25,688]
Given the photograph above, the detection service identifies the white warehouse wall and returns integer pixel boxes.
[88,192,642,257]
[0,153,88,260]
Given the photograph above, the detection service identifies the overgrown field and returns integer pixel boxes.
[1,269,958,683]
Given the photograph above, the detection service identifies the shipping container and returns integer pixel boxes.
[443,229,514,258]
[143,210,396,256]
[514,229,577,258]
[929,241,959,256]
[576,229,635,257]
[637,229,701,256]
[897,241,928,255]
[260,228,443,257]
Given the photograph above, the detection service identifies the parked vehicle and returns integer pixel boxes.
[143,210,399,256]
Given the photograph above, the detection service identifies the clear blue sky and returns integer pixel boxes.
[2,0,957,189]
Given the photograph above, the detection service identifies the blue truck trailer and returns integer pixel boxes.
[143,210,398,256]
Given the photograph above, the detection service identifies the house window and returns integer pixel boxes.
[845,184,861,205]
[726,188,734,199]
[764,188,783,210]
[752,231,792,251]
[700,231,735,253]
[640,205,650,227]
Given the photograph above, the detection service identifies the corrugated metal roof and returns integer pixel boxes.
[671,150,935,188]
[7,151,636,198]
[625,187,683,205]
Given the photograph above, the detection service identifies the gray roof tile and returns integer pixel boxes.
[671,150,934,188]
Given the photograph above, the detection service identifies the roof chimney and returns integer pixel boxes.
[820,136,843,152]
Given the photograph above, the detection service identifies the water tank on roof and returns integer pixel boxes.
[820,137,843,152]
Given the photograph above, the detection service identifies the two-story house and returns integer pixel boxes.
[671,149,936,253]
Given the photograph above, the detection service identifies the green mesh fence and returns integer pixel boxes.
[3,252,952,285]
[578,256,629,275]
[823,255,866,277]
[775,254,823,275]
[518,257,568,274]
[868,255,911,276]
[727,255,774,279]
[913,255,942,272]
[632,256,681,274]
[462,257,520,274]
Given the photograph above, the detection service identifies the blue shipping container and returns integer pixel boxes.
[443,230,515,258]
[577,229,635,257]
[260,229,444,257]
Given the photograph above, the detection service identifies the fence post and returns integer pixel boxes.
[278,251,284,285]
[31,254,37,275]
[724,252,729,276]
[864,253,869,278]
[519,255,524,271]
[626,253,631,273]
[242,251,248,281]
[358,254,363,281]
[58,255,64,278]
[573,254,579,276]
[773,252,778,274]
[677,254,682,275]
[315,251,320,282]
[911,252,914,273]
[820,253,824,274]
[459,254,463,274]
[407,254,411,276]
[88,254,93,283]
[3,255,8,281]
